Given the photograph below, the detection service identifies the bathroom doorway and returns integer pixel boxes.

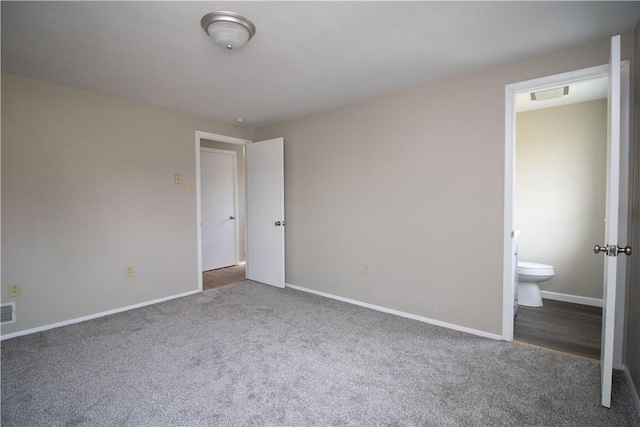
[512,77,607,359]
[503,59,631,360]
[504,37,631,408]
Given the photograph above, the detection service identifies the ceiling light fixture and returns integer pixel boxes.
[201,11,256,51]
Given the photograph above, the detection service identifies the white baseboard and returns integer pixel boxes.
[285,283,503,341]
[540,291,603,307]
[0,290,201,341]
[238,261,246,266]
[623,364,640,417]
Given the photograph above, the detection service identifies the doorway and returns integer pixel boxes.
[196,131,251,291]
[512,78,607,359]
[503,61,630,366]
[195,132,287,291]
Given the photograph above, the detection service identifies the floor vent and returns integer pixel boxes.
[1,303,16,324]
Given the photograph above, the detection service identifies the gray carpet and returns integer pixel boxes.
[2,281,639,426]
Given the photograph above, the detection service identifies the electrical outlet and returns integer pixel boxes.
[363,263,370,275]
[174,173,183,185]
[125,265,135,278]
[8,283,22,297]
[187,184,194,195]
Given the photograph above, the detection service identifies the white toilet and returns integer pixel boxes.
[517,261,555,307]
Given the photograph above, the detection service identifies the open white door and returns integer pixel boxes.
[597,34,630,409]
[246,138,285,288]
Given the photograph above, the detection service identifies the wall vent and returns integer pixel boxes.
[530,85,569,101]
[1,303,16,324]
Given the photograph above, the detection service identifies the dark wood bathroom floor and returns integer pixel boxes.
[514,299,602,359]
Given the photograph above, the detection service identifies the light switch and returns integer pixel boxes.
[174,173,183,185]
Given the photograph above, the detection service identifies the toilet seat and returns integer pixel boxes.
[518,261,554,276]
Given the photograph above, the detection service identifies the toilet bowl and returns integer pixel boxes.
[517,261,555,307]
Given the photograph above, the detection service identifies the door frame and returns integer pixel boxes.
[200,147,240,271]
[195,131,251,291]
[502,63,631,368]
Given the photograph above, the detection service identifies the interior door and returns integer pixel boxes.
[201,148,237,271]
[246,138,285,288]
[598,34,625,409]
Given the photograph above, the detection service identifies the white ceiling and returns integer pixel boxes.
[2,2,639,128]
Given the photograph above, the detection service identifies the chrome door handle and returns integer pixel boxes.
[618,246,632,256]
[593,244,607,254]
[594,244,632,256]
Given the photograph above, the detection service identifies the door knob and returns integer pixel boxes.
[594,244,607,254]
[618,246,632,256]
[594,244,632,256]
[229,216,235,220]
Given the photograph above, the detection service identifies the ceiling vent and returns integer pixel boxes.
[530,86,569,101]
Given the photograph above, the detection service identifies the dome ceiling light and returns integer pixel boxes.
[201,11,256,51]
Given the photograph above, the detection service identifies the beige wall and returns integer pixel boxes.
[1,73,252,335]
[516,100,607,300]
[2,33,636,339]
[200,139,247,263]
[255,33,635,335]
